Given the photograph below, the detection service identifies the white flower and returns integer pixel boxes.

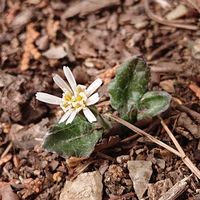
[36,66,102,124]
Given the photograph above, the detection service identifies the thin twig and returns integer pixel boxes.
[144,0,198,30]
[120,134,139,143]
[105,114,200,180]
[150,64,183,73]
[1,142,12,159]
[177,105,200,124]
[159,116,185,157]
[96,152,115,162]
[3,167,13,180]
[159,175,191,200]
[106,114,181,157]
[186,0,200,13]
[147,38,177,60]
[159,116,200,179]
[183,157,200,180]
[68,160,95,181]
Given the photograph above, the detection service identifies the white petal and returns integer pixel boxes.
[58,109,73,123]
[61,105,72,112]
[66,110,77,124]
[53,74,72,92]
[86,78,102,96]
[63,66,77,93]
[83,108,96,123]
[36,92,61,105]
[86,93,99,106]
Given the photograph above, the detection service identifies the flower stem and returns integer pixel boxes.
[90,106,112,130]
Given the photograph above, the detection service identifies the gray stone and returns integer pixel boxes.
[128,160,152,199]
[59,171,103,200]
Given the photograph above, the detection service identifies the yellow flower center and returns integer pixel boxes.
[61,85,87,111]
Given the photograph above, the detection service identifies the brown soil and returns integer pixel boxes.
[0,0,200,199]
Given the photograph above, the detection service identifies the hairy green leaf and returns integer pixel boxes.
[137,91,171,120]
[108,57,150,120]
[43,115,102,157]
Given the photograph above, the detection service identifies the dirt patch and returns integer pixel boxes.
[1,0,200,199]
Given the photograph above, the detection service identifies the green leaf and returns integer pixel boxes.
[108,57,150,120]
[137,91,171,121]
[43,115,102,157]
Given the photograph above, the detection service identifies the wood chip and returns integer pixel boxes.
[191,39,200,59]
[189,83,200,99]
[0,154,12,166]
[148,179,173,200]
[159,176,191,200]
[177,112,200,139]
[154,0,171,8]
[11,9,33,27]
[62,0,120,19]
[43,46,67,59]
[166,4,188,20]
[0,182,19,200]
[36,35,49,51]
[160,80,175,93]
[9,118,48,149]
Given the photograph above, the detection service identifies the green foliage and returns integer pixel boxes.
[43,115,102,157]
[108,57,150,121]
[108,57,171,121]
[137,91,171,120]
[43,57,172,158]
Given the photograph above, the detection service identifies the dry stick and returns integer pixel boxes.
[159,117,185,156]
[1,142,12,159]
[186,0,200,13]
[159,116,200,180]
[62,0,120,19]
[106,114,181,157]
[69,160,95,181]
[150,64,183,73]
[143,0,198,30]
[159,175,191,200]
[120,134,139,143]
[3,167,13,180]
[106,114,200,179]
[147,39,177,60]
[177,105,200,124]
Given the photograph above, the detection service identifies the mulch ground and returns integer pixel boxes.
[1,0,200,199]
